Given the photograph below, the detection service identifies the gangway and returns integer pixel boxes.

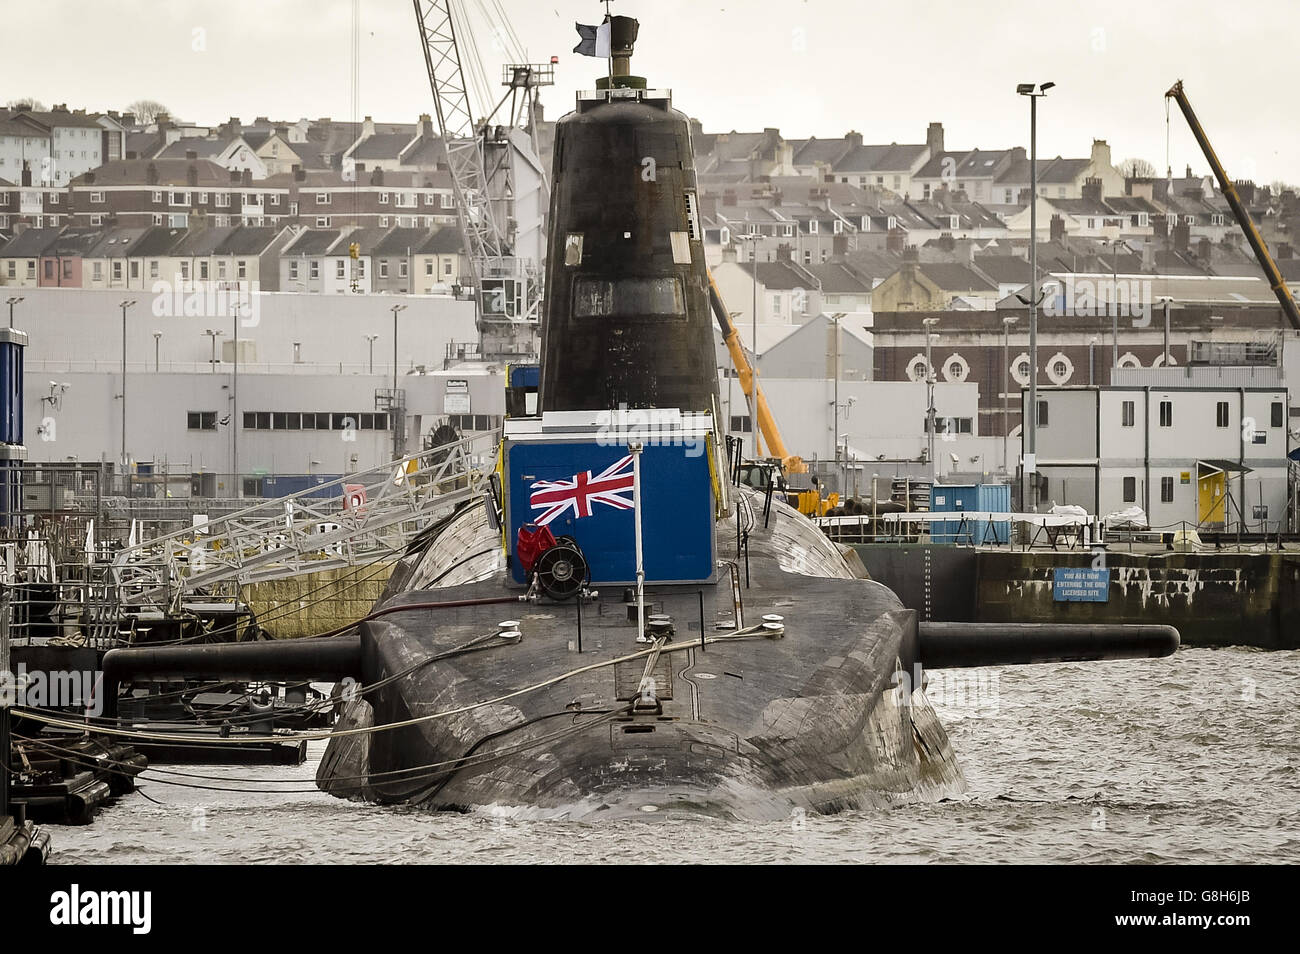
[105,433,495,619]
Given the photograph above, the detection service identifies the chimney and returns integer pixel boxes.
[230,169,241,184]
[419,113,433,138]
[776,242,794,261]
[187,163,198,187]
[1090,139,1112,175]
[1049,213,1065,242]
[1235,179,1255,205]
[1152,178,1170,203]
[833,233,849,256]
[362,116,375,138]
[146,162,159,185]
[926,122,944,157]
[226,116,242,137]
[902,245,919,265]
[845,130,863,148]
[1173,220,1190,252]
[1142,240,1154,270]
[293,165,306,182]
[371,167,384,186]
[1277,242,1293,260]
[1197,236,1212,260]
[241,168,252,186]
[20,163,31,187]
[886,226,905,253]
[1185,164,1193,178]
[1081,177,1102,203]
[938,232,956,252]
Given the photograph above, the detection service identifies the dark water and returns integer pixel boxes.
[52,647,1300,864]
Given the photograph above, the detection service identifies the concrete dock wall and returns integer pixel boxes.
[854,544,1299,649]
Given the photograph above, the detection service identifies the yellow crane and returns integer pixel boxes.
[707,269,843,516]
[1166,80,1300,331]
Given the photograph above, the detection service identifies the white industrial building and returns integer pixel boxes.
[1027,368,1292,531]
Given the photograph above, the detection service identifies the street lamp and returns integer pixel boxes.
[922,316,940,485]
[1088,334,1100,386]
[1017,80,1054,512]
[5,296,23,328]
[365,333,379,374]
[829,312,846,490]
[152,331,162,372]
[390,304,407,393]
[1106,237,1124,371]
[1002,315,1018,474]
[119,299,137,471]
[203,328,219,372]
[391,304,408,461]
[231,302,245,492]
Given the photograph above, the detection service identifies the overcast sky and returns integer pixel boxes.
[9,0,1299,185]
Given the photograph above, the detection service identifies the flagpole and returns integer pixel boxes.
[604,0,613,87]
[630,441,645,639]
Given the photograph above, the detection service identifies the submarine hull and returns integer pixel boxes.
[318,492,966,819]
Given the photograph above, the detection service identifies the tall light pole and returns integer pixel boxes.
[1017,81,1054,513]
[830,312,846,490]
[923,316,940,485]
[391,304,407,461]
[5,296,23,328]
[1108,237,1123,371]
[118,299,137,472]
[365,333,379,374]
[231,302,243,492]
[1002,315,1018,474]
[1088,334,1099,386]
[152,331,162,372]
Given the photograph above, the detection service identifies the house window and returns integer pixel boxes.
[336,260,346,279]
[90,191,104,203]
[216,193,230,207]
[152,213,163,225]
[425,260,433,276]
[289,261,299,280]
[112,261,122,281]
[399,260,407,278]
[90,214,102,225]
[379,192,389,204]
[316,216,330,227]
[218,261,227,279]
[199,261,209,280]
[1216,401,1229,427]
[1161,476,1174,503]
[379,216,389,227]
[187,411,218,431]
[1123,476,1137,502]
[199,192,208,203]
[316,193,330,204]
[310,261,320,279]
[379,261,389,278]
[152,190,163,202]
[43,260,54,280]
[180,261,189,279]
[92,262,103,280]
[1272,402,1284,427]
[1159,400,1172,427]
[149,261,159,279]
[808,220,818,234]
[237,260,247,279]
[129,261,138,280]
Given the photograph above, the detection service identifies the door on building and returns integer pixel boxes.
[1196,459,1250,528]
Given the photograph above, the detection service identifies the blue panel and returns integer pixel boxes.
[505,439,714,584]
[1053,567,1109,602]
[510,364,540,389]
[263,475,343,499]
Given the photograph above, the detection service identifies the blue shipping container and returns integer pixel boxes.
[930,483,1010,544]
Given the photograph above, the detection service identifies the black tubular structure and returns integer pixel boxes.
[917,622,1179,668]
[97,635,363,719]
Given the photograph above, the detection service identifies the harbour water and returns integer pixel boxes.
[51,647,1300,864]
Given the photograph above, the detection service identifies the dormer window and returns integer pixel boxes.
[808,219,819,234]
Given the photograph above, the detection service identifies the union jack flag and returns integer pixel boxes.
[529,455,636,526]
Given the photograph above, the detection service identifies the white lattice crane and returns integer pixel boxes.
[412,0,552,359]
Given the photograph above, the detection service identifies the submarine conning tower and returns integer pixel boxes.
[538,16,719,416]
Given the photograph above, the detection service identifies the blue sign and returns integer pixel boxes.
[505,438,715,585]
[1052,567,1110,602]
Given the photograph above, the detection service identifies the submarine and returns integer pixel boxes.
[307,15,1176,819]
[94,13,1176,821]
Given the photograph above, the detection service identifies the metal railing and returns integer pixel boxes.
[107,432,497,615]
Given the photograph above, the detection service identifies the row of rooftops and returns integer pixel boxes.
[0,222,464,261]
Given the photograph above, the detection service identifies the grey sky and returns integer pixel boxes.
[9,0,1298,184]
